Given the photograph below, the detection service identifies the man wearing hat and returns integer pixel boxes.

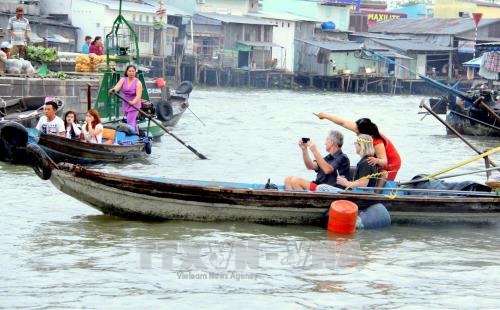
[0,42,12,74]
[8,7,30,59]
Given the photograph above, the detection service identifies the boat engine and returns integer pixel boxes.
[138,101,156,122]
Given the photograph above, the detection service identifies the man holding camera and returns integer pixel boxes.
[284,130,350,191]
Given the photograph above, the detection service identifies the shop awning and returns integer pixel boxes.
[463,56,482,68]
[45,34,74,44]
[29,32,44,43]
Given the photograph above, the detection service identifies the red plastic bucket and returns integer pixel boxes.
[327,200,358,234]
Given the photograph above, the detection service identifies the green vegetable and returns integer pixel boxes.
[26,46,58,63]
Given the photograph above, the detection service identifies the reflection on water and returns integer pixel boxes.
[1,89,499,307]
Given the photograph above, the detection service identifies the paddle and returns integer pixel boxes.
[113,92,208,160]
[187,106,206,126]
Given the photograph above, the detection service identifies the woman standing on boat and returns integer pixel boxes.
[64,111,81,140]
[109,64,143,133]
[315,113,401,182]
[82,109,103,144]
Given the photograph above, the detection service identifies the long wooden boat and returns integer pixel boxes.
[0,96,65,128]
[33,131,149,164]
[34,160,500,225]
[0,122,150,164]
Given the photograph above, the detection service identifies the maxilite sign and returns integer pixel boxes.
[361,10,407,25]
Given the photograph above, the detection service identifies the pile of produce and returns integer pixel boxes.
[75,54,107,72]
[25,46,58,63]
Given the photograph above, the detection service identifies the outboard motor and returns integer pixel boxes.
[138,101,156,122]
[0,122,29,163]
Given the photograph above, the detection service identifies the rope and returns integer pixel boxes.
[345,170,396,190]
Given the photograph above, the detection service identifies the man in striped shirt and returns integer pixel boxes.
[8,7,30,59]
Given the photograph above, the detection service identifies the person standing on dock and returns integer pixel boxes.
[330,59,336,73]
[315,113,401,184]
[7,7,30,59]
[109,64,143,133]
[284,130,350,191]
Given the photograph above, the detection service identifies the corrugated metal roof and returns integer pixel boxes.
[369,18,500,35]
[349,32,412,40]
[298,39,364,51]
[197,12,275,26]
[369,38,454,52]
[88,0,190,16]
[237,41,283,48]
[248,11,317,22]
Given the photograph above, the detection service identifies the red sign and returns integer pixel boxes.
[472,13,482,28]
[156,8,166,15]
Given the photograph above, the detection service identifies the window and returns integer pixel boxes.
[146,15,149,22]
[139,15,143,22]
[96,23,100,28]
[288,23,290,28]
[134,26,149,43]
[281,22,284,27]
[133,14,136,21]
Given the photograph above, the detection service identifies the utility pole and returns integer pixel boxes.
[157,0,166,78]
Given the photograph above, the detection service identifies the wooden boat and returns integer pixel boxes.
[0,121,150,164]
[0,97,65,128]
[161,93,189,127]
[154,81,192,127]
[32,159,500,225]
[425,94,500,137]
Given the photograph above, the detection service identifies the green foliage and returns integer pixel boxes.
[26,46,58,63]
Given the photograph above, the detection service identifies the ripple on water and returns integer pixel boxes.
[1,89,499,308]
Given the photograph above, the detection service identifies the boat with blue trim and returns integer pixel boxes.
[28,150,500,225]
[0,121,150,164]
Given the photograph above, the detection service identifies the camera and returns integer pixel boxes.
[302,137,310,143]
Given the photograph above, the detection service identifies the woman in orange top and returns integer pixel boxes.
[315,113,401,181]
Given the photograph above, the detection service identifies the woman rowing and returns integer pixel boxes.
[109,64,143,134]
[315,113,401,183]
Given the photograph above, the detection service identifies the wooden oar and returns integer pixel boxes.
[113,92,208,160]
[420,101,496,167]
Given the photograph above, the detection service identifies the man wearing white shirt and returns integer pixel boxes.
[35,100,65,137]
[8,7,30,59]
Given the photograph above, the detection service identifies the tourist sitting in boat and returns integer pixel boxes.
[64,111,81,140]
[35,98,65,137]
[82,109,103,144]
[109,64,143,134]
[284,130,350,191]
[315,113,401,184]
[317,135,380,193]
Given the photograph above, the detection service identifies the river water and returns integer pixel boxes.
[1,89,499,308]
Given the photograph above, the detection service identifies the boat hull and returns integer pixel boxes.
[446,112,500,137]
[49,168,500,225]
[37,133,147,164]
